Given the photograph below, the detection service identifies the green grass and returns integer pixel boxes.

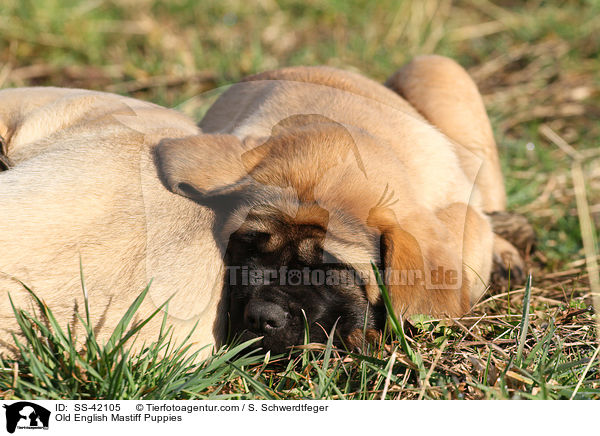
[0,281,268,399]
[1,269,597,399]
[0,0,598,399]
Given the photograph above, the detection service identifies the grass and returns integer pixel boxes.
[0,281,267,399]
[0,0,599,399]
[1,268,597,399]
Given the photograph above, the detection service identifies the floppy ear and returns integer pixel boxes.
[156,133,273,202]
[156,134,247,199]
[367,205,469,318]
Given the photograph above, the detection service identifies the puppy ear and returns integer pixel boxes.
[367,206,468,318]
[156,134,264,200]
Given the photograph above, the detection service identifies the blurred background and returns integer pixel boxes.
[0,0,598,268]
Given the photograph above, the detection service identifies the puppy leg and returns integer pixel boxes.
[385,55,505,212]
[435,202,494,306]
[386,56,533,287]
[487,210,536,288]
[491,234,526,289]
[487,210,536,256]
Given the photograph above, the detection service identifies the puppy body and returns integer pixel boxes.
[159,57,504,349]
[0,57,513,355]
[0,88,224,356]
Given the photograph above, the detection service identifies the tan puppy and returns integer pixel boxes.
[0,88,226,357]
[0,56,527,356]
[158,56,527,353]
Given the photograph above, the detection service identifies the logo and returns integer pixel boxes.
[2,402,50,433]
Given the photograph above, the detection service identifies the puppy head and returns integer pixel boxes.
[157,116,466,353]
[222,202,387,353]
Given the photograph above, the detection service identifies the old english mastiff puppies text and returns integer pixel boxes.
[157,56,528,353]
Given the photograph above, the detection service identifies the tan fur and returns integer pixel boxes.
[0,88,225,358]
[386,55,506,212]
[159,57,509,322]
[0,56,514,356]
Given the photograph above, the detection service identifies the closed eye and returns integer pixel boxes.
[237,231,271,243]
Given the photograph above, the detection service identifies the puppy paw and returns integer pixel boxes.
[490,235,526,288]
[487,211,536,256]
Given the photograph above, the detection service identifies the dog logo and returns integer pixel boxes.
[2,402,50,433]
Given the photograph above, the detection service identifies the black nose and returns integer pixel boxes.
[244,301,289,333]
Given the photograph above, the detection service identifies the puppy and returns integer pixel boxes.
[157,56,529,353]
[0,88,226,357]
[0,57,529,358]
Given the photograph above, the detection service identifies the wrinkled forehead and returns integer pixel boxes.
[222,190,380,267]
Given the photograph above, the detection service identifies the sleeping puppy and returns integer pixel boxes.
[157,56,532,353]
[0,57,531,358]
[0,88,227,358]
